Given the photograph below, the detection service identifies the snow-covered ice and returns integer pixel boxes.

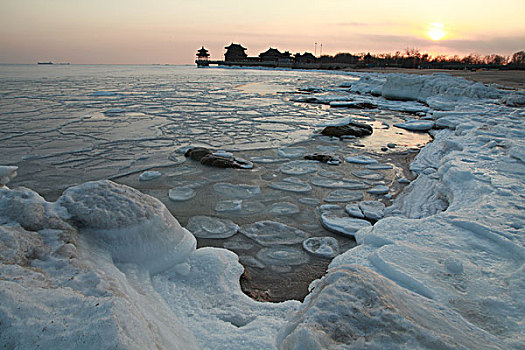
[2,68,524,349]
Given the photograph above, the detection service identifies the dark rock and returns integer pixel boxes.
[304,154,341,165]
[321,121,373,138]
[184,147,212,161]
[185,147,253,169]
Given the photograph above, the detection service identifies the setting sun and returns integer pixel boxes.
[427,22,446,41]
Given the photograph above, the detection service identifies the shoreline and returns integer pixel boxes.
[342,67,525,90]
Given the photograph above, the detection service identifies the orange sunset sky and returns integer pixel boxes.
[1,0,524,64]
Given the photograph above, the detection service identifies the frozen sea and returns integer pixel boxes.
[1,64,524,349]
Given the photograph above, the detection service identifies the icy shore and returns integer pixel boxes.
[1,73,524,349]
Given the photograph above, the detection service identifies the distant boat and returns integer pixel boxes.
[37,62,53,65]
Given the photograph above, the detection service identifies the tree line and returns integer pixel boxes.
[317,49,525,70]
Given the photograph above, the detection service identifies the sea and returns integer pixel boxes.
[0,64,431,300]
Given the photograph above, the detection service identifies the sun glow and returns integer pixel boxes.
[427,22,446,41]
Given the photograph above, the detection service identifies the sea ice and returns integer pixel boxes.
[279,160,319,175]
[345,155,378,164]
[213,183,260,199]
[352,170,384,180]
[139,170,162,181]
[214,200,265,215]
[345,203,365,218]
[168,186,196,201]
[320,213,371,237]
[239,221,309,246]
[268,202,301,216]
[185,216,239,239]
[269,177,312,193]
[0,166,17,186]
[324,189,364,203]
[256,246,310,268]
[298,197,320,206]
[311,176,368,189]
[394,120,435,131]
[302,237,339,258]
[58,180,196,274]
[359,200,386,220]
[277,146,308,158]
[367,185,390,195]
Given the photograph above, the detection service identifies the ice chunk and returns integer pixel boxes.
[277,146,308,158]
[324,189,363,203]
[345,155,378,164]
[345,203,364,218]
[366,164,393,170]
[269,177,312,193]
[394,120,435,131]
[239,221,309,246]
[0,165,18,186]
[186,216,238,239]
[268,202,300,216]
[256,246,310,268]
[321,213,371,237]
[58,180,196,274]
[311,176,368,189]
[368,185,390,195]
[213,183,260,199]
[139,170,162,181]
[280,160,319,175]
[359,201,386,220]
[168,187,196,202]
[352,170,384,180]
[302,237,339,258]
[214,200,265,215]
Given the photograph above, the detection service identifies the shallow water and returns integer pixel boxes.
[1,64,431,301]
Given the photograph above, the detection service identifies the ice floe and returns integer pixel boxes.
[302,237,339,258]
[139,170,162,181]
[168,186,196,201]
[320,213,372,237]
[279,160,319,175]
[345,155,378,164]
[394,119,435,131]
[358,200,386,220]
[345,203,365,218]
[268,202,301,216]
[324,189,364,203]
[213,183,260,199]
[367,185,390,195]
[256,246,310,271]
[269,177,312,193]
[186,216,239,239]
[311,176,368,189]
[277,146,308,158]
[239,221,309,246]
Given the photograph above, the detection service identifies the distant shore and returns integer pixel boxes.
[343,67,525,90]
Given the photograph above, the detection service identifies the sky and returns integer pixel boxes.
[1,0,524,64]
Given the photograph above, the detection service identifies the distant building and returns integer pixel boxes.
[259,48,292,63]
[294,52,317,64]
[196,46,210,60]
[224,43,248,62]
